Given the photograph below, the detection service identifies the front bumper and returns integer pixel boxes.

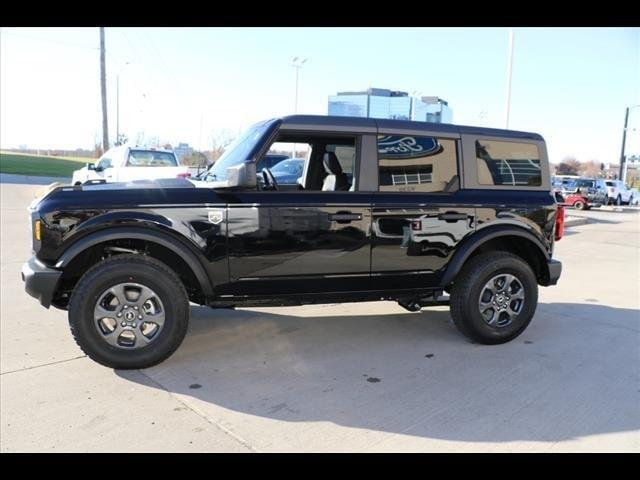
[546,259,562,286]
[21,257,62,308]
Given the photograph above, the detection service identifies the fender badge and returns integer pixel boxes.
[208,210,224,225]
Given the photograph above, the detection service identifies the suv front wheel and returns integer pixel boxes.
[68,254,190,369]
[450,252,538,344]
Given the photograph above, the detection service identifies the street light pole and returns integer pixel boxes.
[291,57,307,158]
[504,28,515,129]
[116,62,130,145]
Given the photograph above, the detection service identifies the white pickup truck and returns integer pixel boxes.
[72,146,191,185]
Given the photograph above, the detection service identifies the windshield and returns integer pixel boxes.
[201,120,274,182]
[573,179,594,188]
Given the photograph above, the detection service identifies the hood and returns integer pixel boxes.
[31,177,225,212]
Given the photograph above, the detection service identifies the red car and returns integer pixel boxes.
[564,193,590,210]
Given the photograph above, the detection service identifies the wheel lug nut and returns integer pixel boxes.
[121,322,125,327]
[133,323,137,328]
[117,313,122,317]
[134,306,138,310]
[138,315,143,320]
[124,305,128,309]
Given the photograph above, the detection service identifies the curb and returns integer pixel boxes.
[565,216,588,227]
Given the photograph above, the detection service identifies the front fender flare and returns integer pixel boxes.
[55,226,214,297]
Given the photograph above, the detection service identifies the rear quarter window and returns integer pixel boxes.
[475,140,541,186]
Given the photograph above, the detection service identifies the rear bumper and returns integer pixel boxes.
[546,259,562,286]
[21,257,62,308]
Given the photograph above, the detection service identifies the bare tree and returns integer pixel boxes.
[556,156,581,175]
[209,129,234,163]
[182,151,208,168]
[580,160,602,178]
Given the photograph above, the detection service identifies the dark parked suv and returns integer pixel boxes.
[22,115,563,369]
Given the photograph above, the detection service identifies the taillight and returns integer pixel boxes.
[176,172,191,179]
[555,205,565,241]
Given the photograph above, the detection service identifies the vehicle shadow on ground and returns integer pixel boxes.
[117,302,640,445]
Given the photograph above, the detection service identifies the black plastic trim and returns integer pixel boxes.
[21,257,62,309]
[439,225,552,288]
[54,227,215,297]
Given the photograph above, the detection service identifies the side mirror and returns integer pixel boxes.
[87,163,96,171]
[94,165,104,173]
[225,161,257,188]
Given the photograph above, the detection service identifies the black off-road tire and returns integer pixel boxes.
[449,252,538,345]
[68,254,190,369]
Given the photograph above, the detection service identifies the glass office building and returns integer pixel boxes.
[328,88,452,123]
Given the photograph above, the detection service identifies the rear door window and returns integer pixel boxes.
[377,135,458,192]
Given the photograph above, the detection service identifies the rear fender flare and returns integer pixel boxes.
[440,225,550,288]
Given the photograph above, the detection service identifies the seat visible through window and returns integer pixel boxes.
[322,152,350,191]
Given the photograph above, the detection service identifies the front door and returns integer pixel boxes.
[225,132,373,296]
[226,192,372,296]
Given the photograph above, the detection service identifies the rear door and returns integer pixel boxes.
[370,126,475,289]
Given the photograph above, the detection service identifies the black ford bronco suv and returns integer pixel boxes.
[22,115,563,369]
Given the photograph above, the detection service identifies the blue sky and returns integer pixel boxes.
[1,27,638,163]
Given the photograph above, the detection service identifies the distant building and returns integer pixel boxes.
[328,88,452,123]
[173,142,193,160]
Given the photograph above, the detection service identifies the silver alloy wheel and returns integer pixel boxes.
[93,282,165,349]
[478,273,525,328]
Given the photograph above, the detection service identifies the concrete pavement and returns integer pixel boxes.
[1,181,638,452]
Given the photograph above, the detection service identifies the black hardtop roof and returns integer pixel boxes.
[279,114,543,141]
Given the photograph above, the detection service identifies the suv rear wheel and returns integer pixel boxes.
[450,252,538,344]
[68,254,190,369]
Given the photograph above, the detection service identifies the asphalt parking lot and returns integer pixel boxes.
[1,180,639,452]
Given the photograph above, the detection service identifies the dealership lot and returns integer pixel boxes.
[1,180,638,452]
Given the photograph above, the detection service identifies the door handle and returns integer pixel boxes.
[437,212,468,222]
[329,212,362,223]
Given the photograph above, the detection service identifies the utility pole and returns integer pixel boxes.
[100,27,109,152]
[618,107,629,182]
[618,105,640,183]
[504,28,515,129]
